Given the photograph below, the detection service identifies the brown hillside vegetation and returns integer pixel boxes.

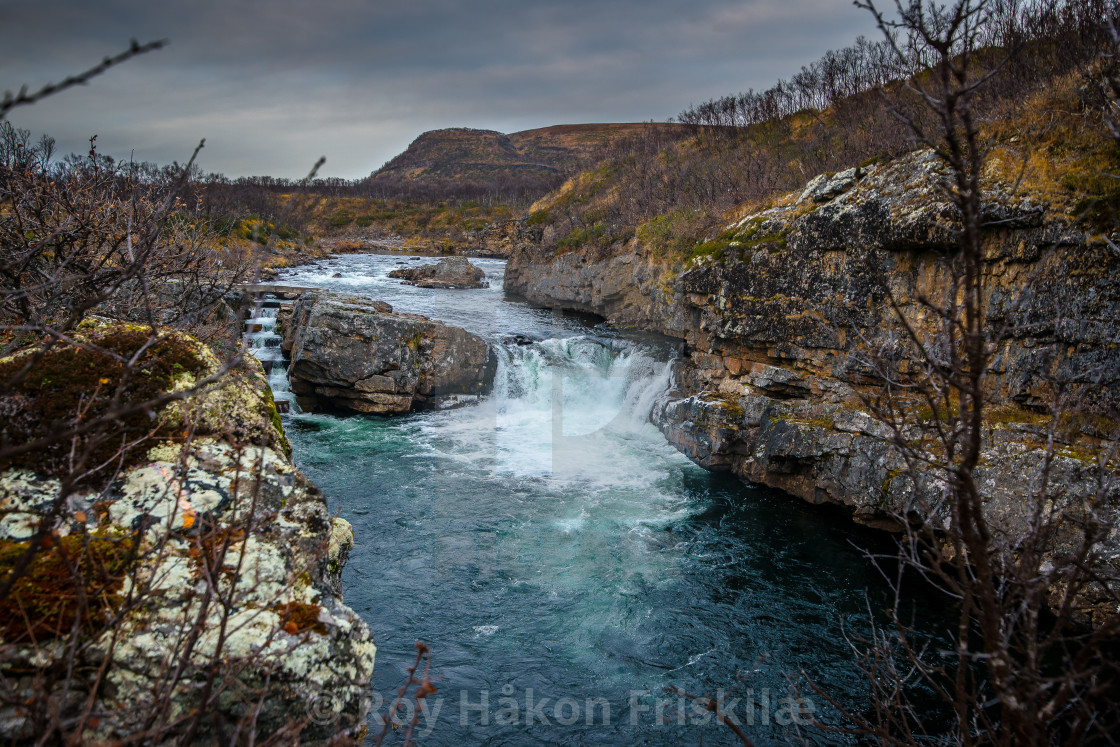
[364,122,688,201]
[525,2,1118,263]
[508,122,686,173]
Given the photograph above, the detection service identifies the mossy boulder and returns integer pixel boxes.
[0,325,292,484]
[0,323,374,743]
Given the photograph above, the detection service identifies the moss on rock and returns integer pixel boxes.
[0,531,133,642]
[0,327,210,484]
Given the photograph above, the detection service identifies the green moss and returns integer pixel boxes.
[263,386,293,460]
[1056,443,1107,465]
[917,401,960,423]
[526,209,553,227]
[0,328,209,484]
[719,399,745,420]
[0,532,134,642]
[689,239,729,262]
[728,217,789,251]
[698,394,745,424]
[689,217,789,263]
[556,222,607,253]
[986,404,1049,428]
[880,467,902,506]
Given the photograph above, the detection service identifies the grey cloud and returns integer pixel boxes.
[1,0,878,178]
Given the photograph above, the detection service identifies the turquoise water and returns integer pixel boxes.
[271,254,942,745]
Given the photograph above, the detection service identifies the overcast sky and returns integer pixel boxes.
[1,0,880,180]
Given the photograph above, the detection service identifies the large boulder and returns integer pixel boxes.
[0,325,375,743]
[387,256,487,288]
[283,291,495,414]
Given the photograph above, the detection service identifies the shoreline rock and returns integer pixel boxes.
[0,327,375,743]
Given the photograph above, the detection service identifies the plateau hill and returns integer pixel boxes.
[363,123,685,202]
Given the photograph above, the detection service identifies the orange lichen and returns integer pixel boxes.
[274,601,328,636]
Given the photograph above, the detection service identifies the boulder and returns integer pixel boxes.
[0,325,374,743]
[387,256,487,288]
[283,291,495,414]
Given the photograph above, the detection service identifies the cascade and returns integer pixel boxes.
[257,253,948,746]
[244,299,296,412]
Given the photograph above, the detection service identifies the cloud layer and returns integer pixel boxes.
[1,0,878,179]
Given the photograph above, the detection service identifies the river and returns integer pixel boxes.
[259,253,942,745]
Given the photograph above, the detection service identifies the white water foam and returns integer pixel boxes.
[415,336,683,511]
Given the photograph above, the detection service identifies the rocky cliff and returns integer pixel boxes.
[282,291,495,414]
[0,325,375,742]
[470,217,544,258]
[506,150,1120,609]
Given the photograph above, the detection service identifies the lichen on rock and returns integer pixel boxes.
[0,324,375,743]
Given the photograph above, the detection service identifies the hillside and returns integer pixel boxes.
[371,128,557,183]
[508,123,683,173]
[364,123,686,199]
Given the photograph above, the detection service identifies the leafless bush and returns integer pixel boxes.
[783,1,1120,744]
[0,45,376,745]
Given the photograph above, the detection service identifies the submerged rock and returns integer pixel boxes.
[283,291,495,414]
[387,256,487,288]
[0,326,374,743]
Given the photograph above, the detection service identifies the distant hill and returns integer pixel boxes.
[364,123,686,202]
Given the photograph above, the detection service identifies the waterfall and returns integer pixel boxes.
[454,336,675,481]
[495,337,671,434]
[244,300,296,412]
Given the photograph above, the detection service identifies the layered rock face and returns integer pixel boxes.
[0,327,375,743]
[506,150,1120,588]
[472,217,544,258]
[387,256,487,288]
[282,291,495,414]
